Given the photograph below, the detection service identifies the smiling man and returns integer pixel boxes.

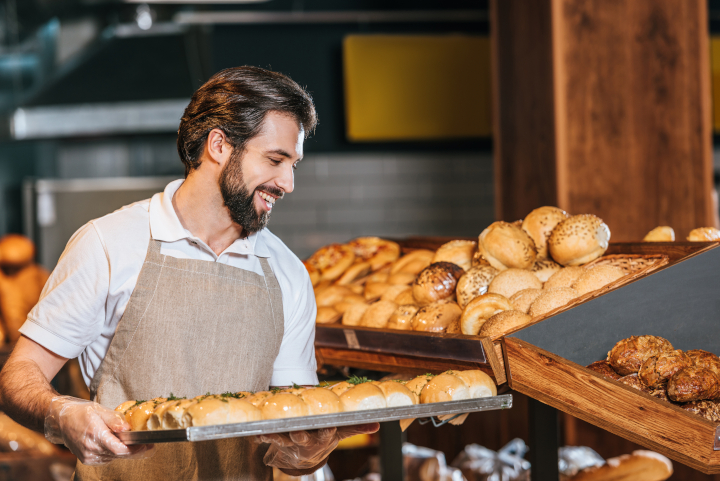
[0,67,376,481]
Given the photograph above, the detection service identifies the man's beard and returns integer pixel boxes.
[219,151,280,234]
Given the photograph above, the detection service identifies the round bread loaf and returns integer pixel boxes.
[586,360,622,380]
[340,383,387,411]
[342,303,369,326]
[299,388,342,415]
[316,306,340,324]
[375,381,416,407]
[431,240,477,271]
[460,293,512,336]
[456,265,499,308]
[607,335,674,376]
[639,350,693,388]
[387,272,416,285]
[531,257,562,283]
[335,261,372,285]
[571,265,625,296]
[548,214,610,266]
[183,396,262,427]
[360,300,397,328]
[316,285,354,307]
[478,221,537,271]
[571,450,673,481]
[543,266,585,289]
[411,300,462,333]
[302,261,320,287]
[478,310,532,339]
[0,234,35,268]
[687,227,720,241]
[412,262,465,305]
[667,366,720,402]
[308,244,356,281]
[453,370,497,398]
[387,304,419,330]
[420,373,470,403]
[364,282,393,301]
[521,206,569,258]
[404,374,434,402]
[347,237,401,270]
[643,226,675,242]
[528,287,578,318]
[510,288,543,314]
[260,393,309,419]
[381,284,411,302]
[125,398,166,431]
[487,268,543,299]
[391,250,435,275]
[686,349,720,377]
[471,249,491,268]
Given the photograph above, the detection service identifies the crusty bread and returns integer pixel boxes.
[548,214,610,266]
[643,226,675,242]
[347,237,401,270]
[316,306,341,324]
[687,227,720,241]
[381,284,411,302]
[531,256,562,283]
[391,250,435,275]
[487,268,543,299]
[412,262,465,305]
[308,244,356,281]
[0,234,35,267]
[543,266,585,289]
[335,261,372,285]
[411,300,462,333]
[375,381,416,407]
[460,293,513,335]
[431,240,477,271]
[510,288,543,314]
[342,303,369,326]
[260,393,309,419]
[528,287,578,318]
[387,304,419,330]
[420,373,470,403]
[478,310,532,338]
[521,206,569,258]
[359,300,397,328]
[456,265,499,308]
[340,383,387,411]
[571,265,625,296]
[183,396,262,426]
[298,388,343,415]
[478,221,537,270]
[569,450,672,481]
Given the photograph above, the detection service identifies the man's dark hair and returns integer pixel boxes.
[177,66,317,176]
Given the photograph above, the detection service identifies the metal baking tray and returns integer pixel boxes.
[117,394,512,444]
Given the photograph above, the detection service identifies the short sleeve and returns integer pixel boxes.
[19,223,110,359]
[270,271,318,386]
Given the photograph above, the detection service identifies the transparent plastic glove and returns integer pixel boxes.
[256,423,379,471]
[45,396,154,466]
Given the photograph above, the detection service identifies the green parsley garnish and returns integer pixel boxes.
[347,375,371,385]
[292,382,302,389]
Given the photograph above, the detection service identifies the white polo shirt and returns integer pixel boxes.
[20,179,318,388]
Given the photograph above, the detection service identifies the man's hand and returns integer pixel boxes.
[256,423,379,476]
[45,396,153,466]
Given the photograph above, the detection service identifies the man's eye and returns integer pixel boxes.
[292,162,299,170]
[270,158,282,165]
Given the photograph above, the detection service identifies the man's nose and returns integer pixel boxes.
[276,163,294,194]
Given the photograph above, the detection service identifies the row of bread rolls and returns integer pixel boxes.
[586,335,720,422]
[115,369,497,431]
[643,225,720,242]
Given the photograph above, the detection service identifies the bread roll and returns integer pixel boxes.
[335,261,372,285]
[411,300,462,333]
[115,400,138,414]
[381,284,411,302]
[334,293,367,314]
[299,388,343,415]
[543,266,585,289]
[431,240,477,271]
[316,285,354,307]
[478,310,532,338]
[687,227,720,241]
[260,393,309,419]
[571,265,625,296]
[420,373,470,403]
[510,288,543,314]
[340,383,387,411]
[681,399,720,422]
[412,262,465,305]
[162,398,199,429]
[308,244,356,281]
[530,257,562,283]
[364,282,392,301]
[618,373,652,394]
[125,398,167,431]
[391,250,435,275]
[686,349,720,377]
[342,303,369,326]
[367,267,391,283]
[460,293,512,335]
[183,396,262,426]
[329,381,353,396]
[347,237,401,270]
[478,221,537,271]
[360,300,397,328]
[471,249,490,268]
[404,374,434,402]
[548,214,610,266]
[147,399,180,430]
[0,234,35,267]
[643,226,675,242]
[528,287,578,318]
[521,206,569,258]
[570,450,672,481]
[445,318,461,334]
[586,360,622,380]
[667,366,720,402]
[316,306,341,324]
[246,391,274,407]
[387,272,416,285]
[487,268,543,299]
[394,289,416,305]
[387,304,419,330]
[453,370,497,398]
[456,265,499,308]
[375,381,416,407]
[302,261,320,287]
[607,335,674,376]
[638,350,692,388]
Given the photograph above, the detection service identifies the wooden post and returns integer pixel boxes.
[491,0,716,240]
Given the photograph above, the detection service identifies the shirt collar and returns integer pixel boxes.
[149,179,271,258]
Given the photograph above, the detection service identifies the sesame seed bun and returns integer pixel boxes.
[528,287,578,318]
[510,288,543,314]
[548,214,610,266]
[571,265,625,296]
[543,266,585,290]
[456,265,499,308]
[411,300,462,333]
[387,304,419,330]
[478,221,537,271]
[412,262,465,305]
[460,293,513,336]
[488,268,543,299]
[431,240,477,272]
[478,310,532,339]
[521,206,569,258]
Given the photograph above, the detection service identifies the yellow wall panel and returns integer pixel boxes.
[343,35,491,142]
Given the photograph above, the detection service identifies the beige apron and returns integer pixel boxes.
[74,238,285,481]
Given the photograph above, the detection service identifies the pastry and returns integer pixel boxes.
[315,285,354,307]
[340,383,387,411]
[638,350,692,388]
[183,396,262,426]
[530,256,562,282]
[571,265,625,296]
[364,282,392,301]
[643,226,675,242]
[527,287,578,318]
[471,250,490,267]
[374,381,416,407]
[341,303,369,326]
[487,268,543,299]
[586,360,621,380]
[509,288,543,314]
[607,335,674,376]
[380,284,411,302]
[260,393,309,419]
[404,374,434,401]
[617,373,652,394]
[366,267,391,283]
[335,261,372,285]
[387,272,417,285]
[387,304,419,330]
[687,227,720,241]
[667,366,720,402]
[307,244,356,281]
[460,293,512,336]
[347,237,401,270]
[125,398,167,431]
[686,349,720,376]
[359,300,398,328]
[681,399,720,422]
[455,265,499,308]
[453,370,497,398]
[329,381,353,396]
[478,310,532,338]
[411,300,462,333]
[548,214,610,266]
[298,388,343,415]
[390,250,435,275]
[419,373,470,403]
[162,398,199,429]
[570,450,673,481]
[394,289,416,305]
[315,306,341,324]
[477,221,537,270]
[431,240,477,271]
[521,206,569,258]
[543,266,585,289]
[412,262,465,305]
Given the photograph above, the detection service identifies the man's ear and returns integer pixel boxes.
[205,128,232,167]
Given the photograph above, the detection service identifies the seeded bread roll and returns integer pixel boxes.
[667,366,720,402]
[456,265,499,308]
[607,335,674,376]
[638,350,693,388]
[487,268,543,299]
[412,262,465,305]
[687,227,720,241]
[521,206,569,258]
[316,285,354,307]
[183,396,262,427]
[570,450,673,481]
[387,304,419,330]
[340,383,387,411]
[548,214,610,266]
[316,306,341,324]
[478,221,537,271]
[0,234,35,267]
[643,226,675,242]
[543,266,585,289]
[686,349,720,376]
[360,300,397,328]
[341,303,368,326]
[390,250,435,275]
[460,293,513,336]
[478,310,532,339]
[510,288,543,314]
[375,381,416,407]
[420,373,470,403]
[530,257,562,283]
[381,284,411,302]
[431,240,477,271]
[586,360,622,380]
[571,265,625,296]
[298,388,343,415]
[364,282,393,301]
[308,244,356,281]
[260,393,309,419]
[335,261,372,285]
[411,300,462,333]
[347,237,401,270]
[528,287,578,318]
